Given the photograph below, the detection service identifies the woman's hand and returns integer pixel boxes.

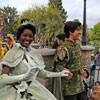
[61,68,73,79]
[64,68,73,79]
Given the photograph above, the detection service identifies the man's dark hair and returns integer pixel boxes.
[64,21,81,38]
[52,34,65,49]
[52,40,59,49]
[56,33,65,42]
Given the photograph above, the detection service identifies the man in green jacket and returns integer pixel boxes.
[55,21,87,100]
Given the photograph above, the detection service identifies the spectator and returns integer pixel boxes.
[82,69,89,92]
[82,69,90,100]
[90,64,96,87]
[0,42,7,60]
[95,47,100,66]
[52,33,65,68]
[5,35,16,51]
[52,33,66,100]
[90,81,100,100]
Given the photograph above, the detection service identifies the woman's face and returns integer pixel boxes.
[19,29,33,48]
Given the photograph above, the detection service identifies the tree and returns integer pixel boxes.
[0,6,19,36]
[91,22,100,45]
[86,22,100,45]
[73,19,80,22]
[48,0,67,23]
[86,28,94,44]
[93,22,100,40]
[18,5,64,44]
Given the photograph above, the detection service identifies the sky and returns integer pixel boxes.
[0,0,100,28]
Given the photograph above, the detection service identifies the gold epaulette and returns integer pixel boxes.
[56,45,69,62]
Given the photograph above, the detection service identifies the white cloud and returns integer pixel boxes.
[1,0,100,28]
[62,0,100,28]
[87,0,100,27]
[0,0,48,11]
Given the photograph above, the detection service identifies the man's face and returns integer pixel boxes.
[57,39,63,45]
[82,70,87,78]
[71,26,81,41]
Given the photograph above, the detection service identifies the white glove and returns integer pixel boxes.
[39,69,70,78]
[60,70,70,77]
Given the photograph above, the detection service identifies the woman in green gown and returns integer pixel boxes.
[0,19,72,100]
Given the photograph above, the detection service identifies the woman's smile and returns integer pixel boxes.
[19,29,33,48]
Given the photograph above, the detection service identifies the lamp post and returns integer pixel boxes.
[82,0,87,45]
[41,23,46,48]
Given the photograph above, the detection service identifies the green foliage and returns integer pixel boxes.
[48,0,67,23]
[88,22,100,45]
[0,6,19,36]
[92,45,99,55]
[73,19,80,22]
[18,5,64,42]
[93,22,100,40]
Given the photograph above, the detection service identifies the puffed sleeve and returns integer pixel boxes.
[56,46,69,62]
[55,46,69,72]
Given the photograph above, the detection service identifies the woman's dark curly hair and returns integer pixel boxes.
[64,21,81,38]
[17,19,36,40]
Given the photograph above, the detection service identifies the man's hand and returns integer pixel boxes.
[66,72,73,79]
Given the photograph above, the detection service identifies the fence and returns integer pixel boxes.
[94,68,100,83]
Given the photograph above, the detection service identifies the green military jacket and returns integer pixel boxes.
[55,39,85,95]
